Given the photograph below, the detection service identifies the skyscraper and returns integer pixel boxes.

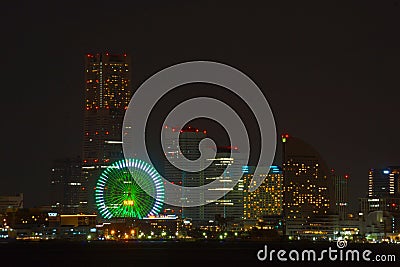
[163,127,244,222]
[203,147,244,222]
[281,134,332,236]
[368,167,400,198]
[163,126,206,218]
[80,53,132,213]
[50,157,82,214]
[332,174,349,220]
[243,166,283,221]
[362,166,400,234]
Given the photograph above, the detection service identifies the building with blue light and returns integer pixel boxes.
[243,166,283,222]
[368,167,400,197]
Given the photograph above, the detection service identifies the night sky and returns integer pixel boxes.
[1,1,399,211]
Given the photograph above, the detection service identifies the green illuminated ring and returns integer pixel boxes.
[95,158,164,219]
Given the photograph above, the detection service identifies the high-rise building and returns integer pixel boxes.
[361,166,400,234]
[202,147,244,222]
[332,174,349,220]
[163,126,206,218]
[80,53,132,213]
[243,166,283,221]
[163,127,244,222]
[281,134,333,236]
[50,157,82,214]
[368,167,400,198]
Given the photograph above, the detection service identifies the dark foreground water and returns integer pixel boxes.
[0,240,398,266]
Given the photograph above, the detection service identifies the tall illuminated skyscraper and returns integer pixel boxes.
[281,134,332,236]
[80,53,132,213]
[243,166,283,221]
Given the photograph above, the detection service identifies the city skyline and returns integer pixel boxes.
[2,2,400,265]
[1,1,399,214]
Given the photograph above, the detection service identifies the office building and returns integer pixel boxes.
[50,157,82,214]
[202,147,244,222]
[162,126,206,218]
[332,174,349,220]
[368,167,400,198]
[163,126,244,222]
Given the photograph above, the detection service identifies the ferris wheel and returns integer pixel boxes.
[95,158,164,219]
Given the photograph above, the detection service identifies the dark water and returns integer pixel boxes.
[0,240,398,266]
